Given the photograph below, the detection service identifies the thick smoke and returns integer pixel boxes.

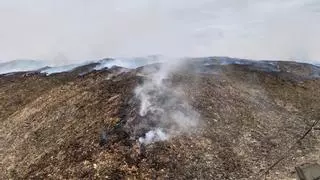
[134,58,200,144]
[1,0,320,63]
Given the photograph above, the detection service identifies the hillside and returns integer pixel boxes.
[0,60,47,75]
[0,58,320,179]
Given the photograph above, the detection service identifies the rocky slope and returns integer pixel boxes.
[0,58,320,179]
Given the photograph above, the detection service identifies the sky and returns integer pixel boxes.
[0,0,320,64]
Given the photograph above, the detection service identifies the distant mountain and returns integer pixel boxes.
[0,60,47,74]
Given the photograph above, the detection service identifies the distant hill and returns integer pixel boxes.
[0,56,161,75]
[0,60,47,74]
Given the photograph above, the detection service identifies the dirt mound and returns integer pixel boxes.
[1,60,320,179]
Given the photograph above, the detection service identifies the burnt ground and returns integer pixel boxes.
[0,59,320,179]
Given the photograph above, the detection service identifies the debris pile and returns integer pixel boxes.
[1,59,320,179]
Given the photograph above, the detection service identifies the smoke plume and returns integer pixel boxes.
[134,58,200,144]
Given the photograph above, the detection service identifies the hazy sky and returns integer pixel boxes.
[0,0,320,64]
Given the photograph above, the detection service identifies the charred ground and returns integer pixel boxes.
[0,58,320,179]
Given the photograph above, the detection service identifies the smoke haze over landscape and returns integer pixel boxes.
[2,1,320,179]
[0,0,320,64]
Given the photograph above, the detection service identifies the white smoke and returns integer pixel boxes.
[0,0,320,63]
[135,57,200,144]
[138,128,168,144]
